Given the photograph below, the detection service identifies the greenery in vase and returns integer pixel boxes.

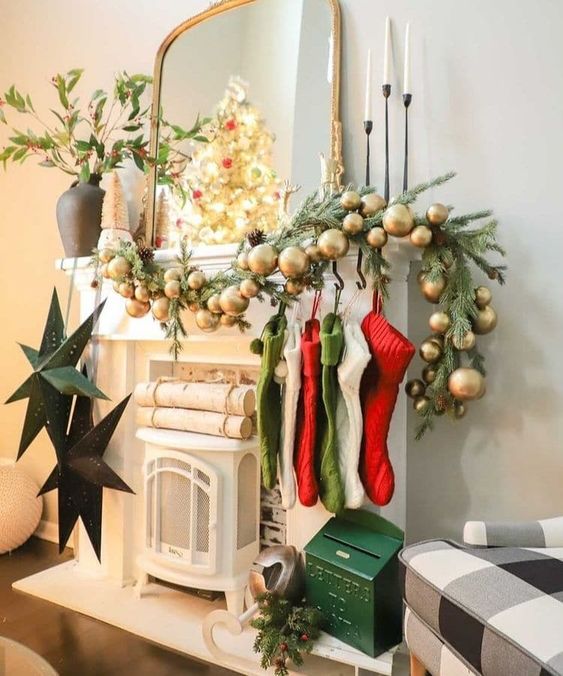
[251,592,323,676]
[0,68,209,187]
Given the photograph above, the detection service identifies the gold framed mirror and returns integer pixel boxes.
[145,0,342,247]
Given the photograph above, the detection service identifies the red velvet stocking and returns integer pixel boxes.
[360,307,415,506]
[293,317,323,507]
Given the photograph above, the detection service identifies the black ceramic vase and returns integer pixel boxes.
[56,174,105,258]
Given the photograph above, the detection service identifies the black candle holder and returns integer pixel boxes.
[363,119,373,186]
[356,119,373,290]
[402,93,412,192]
[382,84,391,203]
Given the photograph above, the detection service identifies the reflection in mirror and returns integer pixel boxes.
[153,0,336,248]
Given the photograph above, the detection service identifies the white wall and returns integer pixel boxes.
[1,0,562,539]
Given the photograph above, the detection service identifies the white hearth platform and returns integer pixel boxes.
[14,562,395,676]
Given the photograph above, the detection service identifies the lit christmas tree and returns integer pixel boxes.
[174,77,281,246]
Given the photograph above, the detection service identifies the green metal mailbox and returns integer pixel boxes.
[304,510,404,657]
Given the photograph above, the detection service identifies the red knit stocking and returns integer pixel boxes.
[294,317,323,507]
[360,306,415,506]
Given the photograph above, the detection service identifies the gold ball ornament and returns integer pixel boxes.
[447,368,485,401]
[164,267,182,282]
[207,294,222,314]
[382,204,415,237]
[317,228,350,260]
[342,212,364,235]
[419,273,447,303]
[164,280,181,299]
[187,270,206,290]
[187,302,200,313]
[428,334,444,349]
[220,314,237,327]
[305,244,322,262]
[413,396,431,414]
[410,225,433,248]
[422,365,438,384]
[99,248,115,263]
[195,309,220,333]
[366,227,388,249]
[475,286,493,309]
[135,285,150,303]
[118,282,135,299]
[426,203,449,226]
[112,281,121,293]
[239,278,261,298]
[100,263,111,279]
[248,243,278,276]
[219,285,250,316]
[360,193,387,217]
[278,246,310,278]
[429,311,451,334]
[340,190,362,211]
[108,256,132,280]
[452,330,476,351]
[405,379,426,398]
[453,401,467,419]
[237,252,250,270]
[285,279,305,295]
[419,340,443,363]
[125,299,150,318]
[151,297,170,322]
[472,305,497,335]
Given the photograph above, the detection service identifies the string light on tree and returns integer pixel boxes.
[179,76,281,245]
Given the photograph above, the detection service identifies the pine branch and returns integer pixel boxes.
[392,172,456,206]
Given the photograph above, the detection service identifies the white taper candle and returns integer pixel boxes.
[364,49,372,120]
[383,16,392,85]
[404,23,411,94]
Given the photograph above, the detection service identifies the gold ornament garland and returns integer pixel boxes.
[93,172,506,438]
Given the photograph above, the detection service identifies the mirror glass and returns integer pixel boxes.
[152,0,336,248]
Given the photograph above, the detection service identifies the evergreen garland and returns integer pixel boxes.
[93,171,506,437]
[251,593,323,676]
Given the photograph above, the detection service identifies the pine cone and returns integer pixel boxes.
[247,228,265,247]
[137,244,155,264]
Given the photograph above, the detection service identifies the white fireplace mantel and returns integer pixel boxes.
[15,240,419,676]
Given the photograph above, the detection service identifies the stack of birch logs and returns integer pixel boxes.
[134,380,256,440]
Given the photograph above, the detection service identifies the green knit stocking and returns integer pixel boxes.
[317,312,345,513]
[257,312,287,489]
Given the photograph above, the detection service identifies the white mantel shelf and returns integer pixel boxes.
[15,240,418,676]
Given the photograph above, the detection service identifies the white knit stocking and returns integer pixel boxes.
[336,320,371,508]
[278,321,302,509]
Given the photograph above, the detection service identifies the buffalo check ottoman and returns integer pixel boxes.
[399,539,563,675]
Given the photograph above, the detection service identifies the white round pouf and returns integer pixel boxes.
[0,464,42,554]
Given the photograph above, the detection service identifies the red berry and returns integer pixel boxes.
[192,189,203,200]
[222,157,233,169]
[155,235,163,248]
[225,118,237,131]
[279,642,288,652]
[300,634,309,642]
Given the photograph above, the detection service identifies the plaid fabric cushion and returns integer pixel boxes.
[464,517,563,548]
[400,540,563,676]
[404,605,475,675]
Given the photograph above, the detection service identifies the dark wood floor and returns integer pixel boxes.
[0,537,237,675]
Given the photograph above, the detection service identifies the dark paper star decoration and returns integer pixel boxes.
[6,287,134,560]
[39,369,134,560]
[5,289,108,462]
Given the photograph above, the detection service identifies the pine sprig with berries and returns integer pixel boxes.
[251,593,323,676]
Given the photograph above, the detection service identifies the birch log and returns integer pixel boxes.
[136,406,253,440]
[134,382,255,416]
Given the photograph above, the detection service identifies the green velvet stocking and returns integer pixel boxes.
[317,312,345,513]
[257,312,287,489]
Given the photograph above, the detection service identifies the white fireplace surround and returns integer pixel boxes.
[14,240,415,676]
